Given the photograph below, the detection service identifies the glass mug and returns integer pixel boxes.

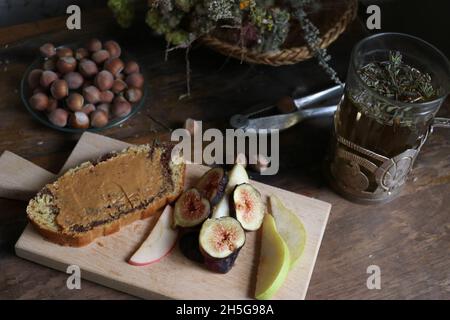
[326,33,450,204]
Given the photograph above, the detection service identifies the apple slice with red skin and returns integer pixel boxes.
[128,205,178,266]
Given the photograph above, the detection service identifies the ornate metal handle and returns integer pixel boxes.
[432,117,450,129]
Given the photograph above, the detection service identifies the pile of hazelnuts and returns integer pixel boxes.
[27,39,144,129]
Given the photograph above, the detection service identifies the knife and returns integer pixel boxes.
[230,84,343,130]
[230,105,337,130]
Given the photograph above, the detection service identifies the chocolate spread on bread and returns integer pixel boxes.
[26,143,185,246]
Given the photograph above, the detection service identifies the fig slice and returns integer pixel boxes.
[232,183,265,231]
[199,217,246,273]
[210,164,249,218]
[196,167,228,207]
[179,230,204,263]
[173,188,210,228]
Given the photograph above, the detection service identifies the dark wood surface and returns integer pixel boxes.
[0,4,449,300]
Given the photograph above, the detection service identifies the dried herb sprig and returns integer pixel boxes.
[293,1,343,86]
[358,51,437,103]
[111,0,346,96]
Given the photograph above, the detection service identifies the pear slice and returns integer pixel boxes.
[225,164,249,194]
[255,214,290,300]
[269,195,306,269]
[211,196,230,219]
[211,164,249,218]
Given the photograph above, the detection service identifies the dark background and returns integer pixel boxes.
[1,0,449,56]
[0,0,449,300]
[0,0,105,27]
[1,0,449,74]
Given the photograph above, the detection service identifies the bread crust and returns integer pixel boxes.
[28,145,186,247]
[29,192,182,247]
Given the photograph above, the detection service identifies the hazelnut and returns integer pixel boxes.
[75,47,89,60]
[43,58,56,71]
[56,47,73,58]
[81,104,96,115]
[46,97,58,113]
[48,108,68,127]
[276,96,296,114]
[94,70,114,91]
[39,43,56,58]
[124,60,140,75]
[91,50,110,64]
[112,79,127,94]
[39,70,58,88]
[125,73,144,88]
[64,72,84,90]
[78,59,98,78]
[114,96,126,103]
[103,40,121,59]
[104,58,124,76]
[112,97,131,118]
[99,90,114,103]
[69,111,90,129]
[83,85,101,104]
[27,69,43,89]
[115,73,125,80]
[66,93,84,112]
[56,56,77,74]
[29,93,49,111]
[50,79,69,100]
[87,38,102,52]
[90,110,109,128]
[125,88,142,103]
[96,103,110,117]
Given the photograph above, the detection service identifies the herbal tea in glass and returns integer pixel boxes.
[327,33,450,204]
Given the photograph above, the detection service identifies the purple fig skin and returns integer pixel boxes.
[198,217,246,273]
[196,167,228,207]
[179,231,204,263]
[173,188,211,228]
[201,247,243,274]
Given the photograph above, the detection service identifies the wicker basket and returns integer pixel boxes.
[201,0,358,66]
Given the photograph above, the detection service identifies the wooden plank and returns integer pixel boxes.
[0,7,449,299]
[0,150,56,201]
[0,8,113,46]
[14,133,330,300]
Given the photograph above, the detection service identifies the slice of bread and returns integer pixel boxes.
[27,143,185,247]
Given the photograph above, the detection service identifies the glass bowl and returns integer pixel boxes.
[20,47,147,133]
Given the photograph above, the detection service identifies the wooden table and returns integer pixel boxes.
[0,6,449,300]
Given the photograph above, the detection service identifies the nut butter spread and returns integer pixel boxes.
[51,147,171,233]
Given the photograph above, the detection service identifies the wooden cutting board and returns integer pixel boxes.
[14,132,330,300]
